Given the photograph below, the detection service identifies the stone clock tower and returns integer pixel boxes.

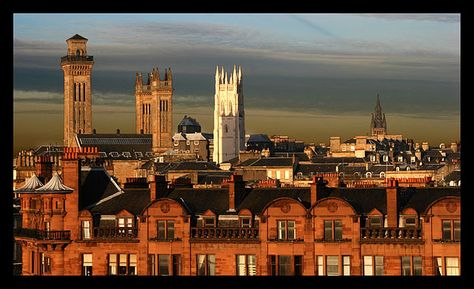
[61,34,94,147]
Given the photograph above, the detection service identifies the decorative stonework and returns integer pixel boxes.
[327,202,338,213]
[446,201,457,213]
[280,204,291,213]
[160,202,170,213]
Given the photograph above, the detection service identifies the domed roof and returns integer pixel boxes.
[178,115,200,127]
[35,172,74,193]
[15,174,44,193]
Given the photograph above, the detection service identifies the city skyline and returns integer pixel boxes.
[13,13,460,154]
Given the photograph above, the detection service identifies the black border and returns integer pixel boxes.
[5,1,468,289]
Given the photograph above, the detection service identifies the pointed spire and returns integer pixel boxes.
[35,172,74,193]
[15,173,44,192]
[167,67,172,81]
[238,65,242,81]
[224,72,228,84]
[147,73,151,85]
[221,66,225,82]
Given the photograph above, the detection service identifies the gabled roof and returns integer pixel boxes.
[444,170,461,182]
[35,172,73,193]
[324,187,388,215]
[89,188,150,215]
[172,133,187,141]
[79,168,122,210]
[67,34,88,40]
[247,134,271,143]
[15,174,44,192]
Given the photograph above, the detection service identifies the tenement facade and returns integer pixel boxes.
[15,147,460,276]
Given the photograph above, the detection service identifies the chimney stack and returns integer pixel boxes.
[148,174,168,201]
[386,178,399,227]
[35,156,53,183]
[227,174,245,212]
[310,175,327,205]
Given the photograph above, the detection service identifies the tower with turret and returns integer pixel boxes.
[61,34,94,147]
[213,65,245,164]
[135,67,173,153]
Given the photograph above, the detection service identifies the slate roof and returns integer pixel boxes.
[323,187,388,215]
[167,188,230,215]
[88,188,150,215]
[68,34,88,40]
[198,172,233,184]
[79,168,122,210]
[247,157,293,167]
[168,161,221,171]
[444,170,461,182]
[237,187,311,214]
[401,187,460,213]
[418,164,445,171]
[77,133,153,160]
[311,157,365,164]
[178,115,201,127]
[247,134,271,143]
[274,152,309,161]
[33,145,64,156]
[296,164,338,175]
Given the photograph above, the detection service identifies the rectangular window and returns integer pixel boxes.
[40,253,51,275]
[267,171,272,178]
[453,220,460,241]
[343,256,351,276]
[118,217,133,234]
[197,255,215,276]
[248,255,257,276]
[375,256,384,276]
[269,255,277,276]
[363,256,373,276]
[31,251,35,274]
[119,254,128,275]
[284,170,290,180]
[158,255,170,276]
[442,220,452,240]
[276,170,281,179]
[334,221,342,240]
[317,255,324,276]
[401,256,411,276]
[278,255,292,276]
[82,254,93,276]
[446,257,459,276]
[326,256,339,276]
[369,217,382,228]
[294,255,303,276]
[148,254,156,275]
[172,255,181,276]
[157,220,175,240]
[324,220,342,241]
[240,217,251,228]
[129,254,137,275]
[413,256,422,276]
[82,220,91,240]
[237,255,247,276]
[435,257,443,276]
[203,217,215,227]
[405,217,416,228]
[277,220,296,240]
[109,254,117,275]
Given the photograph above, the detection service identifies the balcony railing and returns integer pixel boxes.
[14,228,70,241]
[361,227,423,243]
[60,55,94,63]
[190,227,259,241]
[88,227,138,241]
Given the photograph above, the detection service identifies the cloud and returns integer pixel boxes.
[359,14,460,23]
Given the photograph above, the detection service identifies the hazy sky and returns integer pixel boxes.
[13,13,460,154]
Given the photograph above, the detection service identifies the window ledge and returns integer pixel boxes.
[315,238,352,243]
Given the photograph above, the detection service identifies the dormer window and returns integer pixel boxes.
[203,217,216,227]
[117,217,134,234]
[404,217,416,228]
[369,216,382,228]
[240,217,252,228]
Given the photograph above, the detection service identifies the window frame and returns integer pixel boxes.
[157,220,175,240]
[236,254,257,276]
[82,253,93,276]
[324,220,343,241]
[277,220,296,240]
[196,254,216,276]
[108,253,137,276]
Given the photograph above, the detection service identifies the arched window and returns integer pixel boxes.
[224,124,228,133]
[365,172,372,178]
[380,172,386,178]
[76,49,81,57]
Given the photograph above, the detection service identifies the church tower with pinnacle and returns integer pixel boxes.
[213,65,245,164]
[370,94,387,136]
[135,67,173,153]
[61,34,94,147]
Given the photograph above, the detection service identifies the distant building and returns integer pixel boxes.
[177,115,201,133]
[172,132,213,161]
[61,34,94,147]
[213,65,245,164]
[245,134,273,153]
[370,94,387,136]
[135,67,173,153]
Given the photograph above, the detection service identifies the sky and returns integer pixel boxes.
[13,13,460,155]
